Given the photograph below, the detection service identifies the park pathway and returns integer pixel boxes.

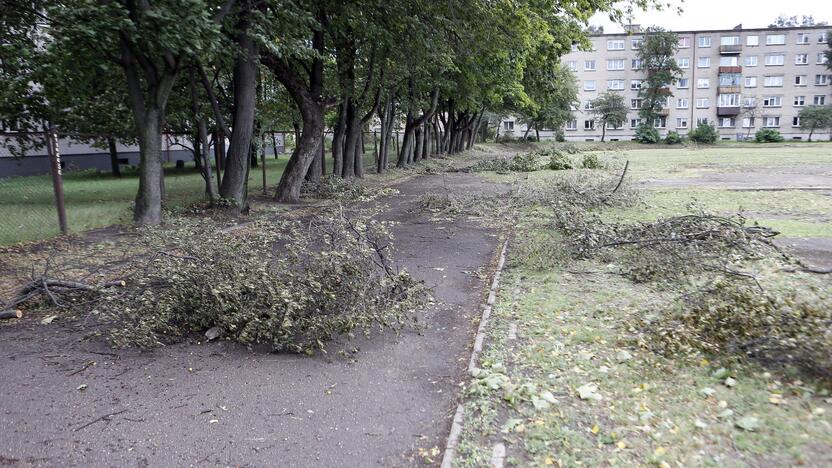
[0,171,508,467]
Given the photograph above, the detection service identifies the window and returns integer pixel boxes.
[763,96,782,107]
[796,33,809,44]
[743,96,757,107]
[718,94,740,107]
[795,75,806,86]
[698,36,711,47]
[795,54,808,65]
[697,78,710,89]
[678,57,690,68]
[719,56,738,66]
[630,79,643,90]
[607,39,625,50]
[584,120,595,130]
[584,80,596,91]
[744,76,757,87]
[720,36,740,46]
[821,32,829,43]
[720,117,736,127]
[794,96,805,106]
[815,74,830,86]
[565,120,577,130]
[583,100,594,110]
[631,58,643,70]
[696,98,709,108]
[697,56,710,68]
[676,117,688,128]
[766,34,785,45]
[814,95,827,105]
[607,79,624,91]
[567,60,577,71]
[503,121,514,130]
[764,76,783,87]
[746,35,759,46]
[719,74,741,87]
[607,59,624,70]
[742,117,755,128]
[677,78,689,88]
[630,119,640,129]
[696,117,710,126]
[653,117,667,128]
[678,37,691,48]
[792,116,801,126]
[584,60,596,71]
[631,38,643,49]
[819,53,829,65]
[764,116,780,127]
[745,55,758,67]
[765,53,785,66]
[630,99,642,109]
[677,98,689,108]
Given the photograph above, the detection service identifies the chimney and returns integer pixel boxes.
[732,23,742,30]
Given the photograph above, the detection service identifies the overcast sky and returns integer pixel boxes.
[590,0,832,32]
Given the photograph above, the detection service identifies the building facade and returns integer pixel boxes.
[560,25,831,141]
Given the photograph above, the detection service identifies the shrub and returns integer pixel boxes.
[580,153,604,169]
[664,131,684,145]
[633,124,660,144]
[688,123,718,144]
[649,280,832,379]
[555,131,566,142]
[546,149,573,170]
[754,128,785,143]
[94,210,424,352]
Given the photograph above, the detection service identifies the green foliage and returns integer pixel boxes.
[636,28,682,122]
[589,91,627,140]
[301,176,373,201]
[650,281,832,379]
[664,131,683,145]
[546,150,574,170]
[688,122,719,144]
[580,153,604,169]
[755,128,785,143]
[798,105,832,140]
[634,123,660,144]
[94,210,424,352]
[470,151,547,173]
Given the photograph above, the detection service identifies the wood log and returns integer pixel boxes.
[0,309,23,320]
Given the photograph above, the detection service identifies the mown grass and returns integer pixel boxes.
[455,142,832,467]
[0,158,287,246]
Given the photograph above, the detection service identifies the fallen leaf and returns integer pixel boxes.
[701,387,716,397]
[724,377,737,388]
[577,383,602,401]
[41,315,58,325]
[591,424,600,434]
[735,416,759,432]
[76,384,87,391]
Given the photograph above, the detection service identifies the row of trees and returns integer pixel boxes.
[1,0,662,225]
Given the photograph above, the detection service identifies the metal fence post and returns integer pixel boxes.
[46,128,68,235]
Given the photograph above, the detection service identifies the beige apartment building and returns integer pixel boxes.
[556,25,831,141]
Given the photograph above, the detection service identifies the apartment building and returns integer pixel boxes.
[561,25,831,141]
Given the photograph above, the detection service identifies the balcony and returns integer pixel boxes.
[718,86,741,94]
[718,66,742,74]
[717,106,741,116]
[657,108,670,116]
[719,44,742,54]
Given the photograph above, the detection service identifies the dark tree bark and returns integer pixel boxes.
[188,69,218,202]
[107,137,121,177]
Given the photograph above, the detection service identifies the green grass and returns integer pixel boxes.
[0,158,287,246]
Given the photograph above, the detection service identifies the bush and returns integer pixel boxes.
[580,153,604,169]
[94,210,424,352]
[649,281,832,379]
[688,123,718,144]
[664,131,684,145]
[546,149,573,170]
[754,128,785,143]
[633,124,660,144]
[555,131,566,142]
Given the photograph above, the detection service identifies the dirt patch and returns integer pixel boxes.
[638,164,832,189]
[775,237,832,270]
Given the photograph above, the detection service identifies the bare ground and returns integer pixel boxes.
[0,172,510,467]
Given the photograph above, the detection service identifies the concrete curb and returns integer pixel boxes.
[440,239,509,468]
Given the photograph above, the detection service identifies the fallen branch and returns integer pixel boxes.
[5,278,125,311]
[74,409,128,432]
[0,309,23,320]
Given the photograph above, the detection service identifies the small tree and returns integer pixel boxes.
[589,92,627,142]
[799,105,832,141]
[740,95,761,139]
[825,31,832,72]
[637,27,682,124]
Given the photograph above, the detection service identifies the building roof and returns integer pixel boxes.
[589,24,831,37]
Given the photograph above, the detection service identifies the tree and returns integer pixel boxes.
[636,27,682,125]
[739,95,761,139]
[798,105,832,141]
[589,92,627,141]
[825,31,832,72]
[769,15,827,28]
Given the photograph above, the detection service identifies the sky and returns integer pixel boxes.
[589,0,832,33]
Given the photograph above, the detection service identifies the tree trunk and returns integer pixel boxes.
[601,121,606,142]
[188,69,217,202]
[354,129,364,177]
[522,123,532,141]
[342,100,359,178]
[219,29,258,209]
[107,137,121,177]
[133,111,164,225]
[332,99,347,176]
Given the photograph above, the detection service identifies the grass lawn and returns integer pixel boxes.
[455,142,832,467]
[0,158,287,246]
